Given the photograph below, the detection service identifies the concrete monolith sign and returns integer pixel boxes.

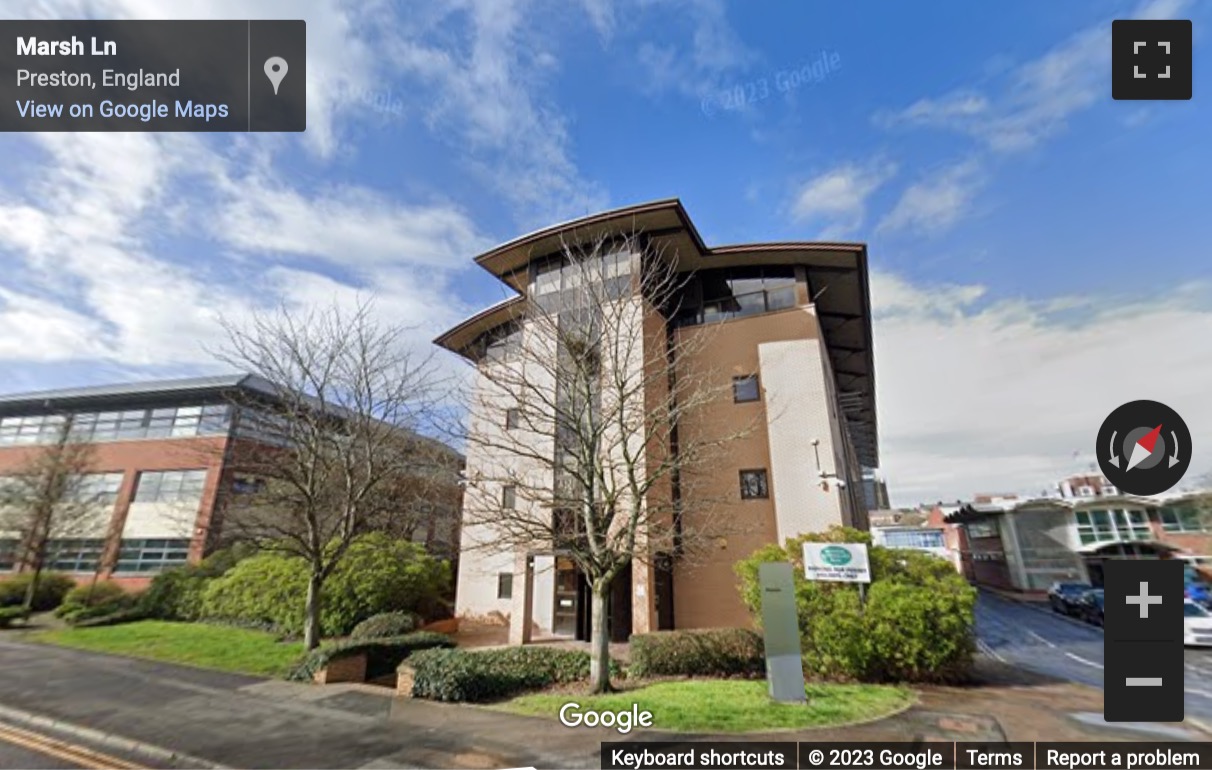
[758,561,807,703]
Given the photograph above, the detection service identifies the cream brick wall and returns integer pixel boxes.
[758,334,847,540]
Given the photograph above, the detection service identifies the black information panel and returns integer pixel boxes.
[1103,559,1185,722]
[0,20,305,131]
[597,742,1212,770]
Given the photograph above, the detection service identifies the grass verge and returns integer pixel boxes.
[28,620,303,678]
[497,679,914,732]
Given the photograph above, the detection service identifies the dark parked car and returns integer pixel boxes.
[1047,582,1092,615]
[1075,588,1104,626]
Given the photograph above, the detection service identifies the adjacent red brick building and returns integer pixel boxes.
[0,375,461,591]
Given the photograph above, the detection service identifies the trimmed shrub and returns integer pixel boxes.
[288,631,454,682]
[0,606,29,628]
[0,572,76,612]
[735,526,976,684]
[139,545,252,622]
[350,611,421,640]
[409,646,620,703]
[56,581,136,623]
[202,534,451,637]
[629,628,765,678]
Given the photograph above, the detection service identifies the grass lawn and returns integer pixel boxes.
[28,620,303,678]
[498,679,914,732]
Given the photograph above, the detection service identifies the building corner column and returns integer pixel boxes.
[508,552,534,645]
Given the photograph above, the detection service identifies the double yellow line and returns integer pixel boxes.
[0,721,149,769]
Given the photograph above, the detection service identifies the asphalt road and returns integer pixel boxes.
[0,739,78,769]
[975,589,1212,721]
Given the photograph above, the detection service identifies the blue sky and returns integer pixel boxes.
[1,0,1210,504]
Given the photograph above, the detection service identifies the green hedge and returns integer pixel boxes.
[55,581,137,623]
[139,545,254,622]
[202,534,451,637]
[409,646,620,703]
[629,628,765,678]
[0,606,29,628]
[288,631,454,682]
[350,611,421,640]
[0,573,76,612]
[736,526,976,684]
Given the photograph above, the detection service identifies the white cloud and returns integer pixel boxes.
[387,0,607,225]
[877,160,985,235]
[876,0,1190,153]
[872,273,1212,504]
[790,161,897,239]
[633,0,755,99]
[216,180,486,271]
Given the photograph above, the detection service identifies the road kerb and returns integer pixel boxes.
[0,701,228,769]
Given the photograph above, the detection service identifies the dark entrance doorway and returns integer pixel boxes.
[552,556,634,641]
[654,553,675,630]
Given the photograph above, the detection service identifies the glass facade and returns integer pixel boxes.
[1075,508,1152,545]
[671,266,798,327]
[114,538,191,573]
[1160,506,1206,532]
[882,529,945,549]
[0,404,230,446]
[0,539,17,571]
[45,539,106,572]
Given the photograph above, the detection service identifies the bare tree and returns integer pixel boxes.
[0,416,105,612]
[215,299,448,650]
[459,234,757,692]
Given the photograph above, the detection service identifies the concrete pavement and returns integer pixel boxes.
[1,624,1210,770]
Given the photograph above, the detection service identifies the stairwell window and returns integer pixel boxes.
[739,469,769,500]
[733,375,760,403]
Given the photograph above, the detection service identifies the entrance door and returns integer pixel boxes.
[553,556,579,637]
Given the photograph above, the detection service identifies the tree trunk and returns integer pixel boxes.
[303,572,323,651]
[589,580,612,693]
[21,563,43,613]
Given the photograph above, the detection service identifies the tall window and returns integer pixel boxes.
[505,408,521,430]
[502,484,517,509]
[133,470,208,503]
[739,469,769,500]
[74,473,125,505]
[497,573,513,599]
[732,375,760,403]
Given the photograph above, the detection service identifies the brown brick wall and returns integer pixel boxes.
[669,308,818,630]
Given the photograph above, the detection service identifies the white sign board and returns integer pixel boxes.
[802,542,871,584]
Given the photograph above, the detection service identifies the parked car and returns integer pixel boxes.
[1186,582,1212,607]
[1075,588,1104,626]
[1185,600,1212,647]
[1048,582,1092,615]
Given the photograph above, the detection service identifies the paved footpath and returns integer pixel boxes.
[0,637,1207,770]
